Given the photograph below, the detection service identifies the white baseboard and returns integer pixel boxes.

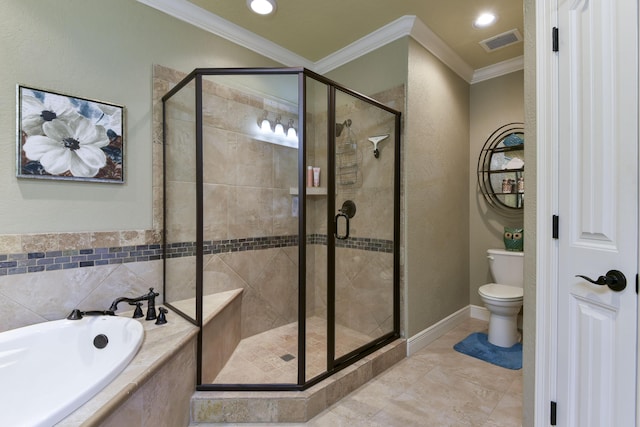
[471,304,524,328]
[470,304,490,321]
[406,305,470,356]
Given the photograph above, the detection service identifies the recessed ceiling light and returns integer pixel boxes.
[247,0,277,15]
[474,12,497,28]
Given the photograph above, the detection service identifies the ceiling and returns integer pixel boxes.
[140,0,524,82]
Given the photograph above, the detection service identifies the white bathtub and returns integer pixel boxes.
[0,315,144,427]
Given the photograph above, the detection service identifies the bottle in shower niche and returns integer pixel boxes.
[312,167,321,187]
[307,166,313,187]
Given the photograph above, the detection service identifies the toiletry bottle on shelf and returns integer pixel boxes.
[313,167,321,187]
[502,179,511,193]
[307,166,313,187]
[517,177,524,193]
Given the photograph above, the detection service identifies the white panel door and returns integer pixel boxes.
[556,0,638,425]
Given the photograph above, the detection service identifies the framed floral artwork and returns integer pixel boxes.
[16,85,125,183]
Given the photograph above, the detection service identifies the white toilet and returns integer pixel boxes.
[478,249,524,347]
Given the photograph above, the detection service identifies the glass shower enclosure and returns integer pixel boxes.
[162,68,401,390]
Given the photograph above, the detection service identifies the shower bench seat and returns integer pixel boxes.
[170,289,244,382]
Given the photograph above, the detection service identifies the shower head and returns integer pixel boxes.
[335,119,352,137]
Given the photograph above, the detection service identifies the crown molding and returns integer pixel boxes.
[471,56,525,84]
[313,15,416,74]
[138,0,518,84]
[406,16,475,82]
[137,0,314,69]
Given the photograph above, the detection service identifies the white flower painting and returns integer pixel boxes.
[17,85,124,183]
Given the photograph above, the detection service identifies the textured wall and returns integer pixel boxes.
[469,71,525,307]
[405,39,470,337]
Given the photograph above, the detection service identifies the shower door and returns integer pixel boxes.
[304,76,400,380]
[330,88,399,364]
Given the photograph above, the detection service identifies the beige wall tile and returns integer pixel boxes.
[58,232,92,251]
[203,127,237,185]
[0,265,116,321]
[0,235,21,254]
[165,257,196,303]
[227,187,273,238]
[91,232,121,249]
[22,233,59,253]
[203,184,230,241]
[165,181,197,243]
[201,295,241,383]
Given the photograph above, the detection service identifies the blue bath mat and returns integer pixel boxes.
[453,332,522,370]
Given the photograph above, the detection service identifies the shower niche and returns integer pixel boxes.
[162,68,401,390]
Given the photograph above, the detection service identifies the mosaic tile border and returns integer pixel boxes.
[0,235,393,277]
[0,245,163,277]
[165,236,299,258]
[310,234,394,253]
[166,234,393,259]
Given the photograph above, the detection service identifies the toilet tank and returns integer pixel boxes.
[487,249,524,287]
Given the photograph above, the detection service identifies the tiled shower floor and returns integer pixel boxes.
[213,316,375,384]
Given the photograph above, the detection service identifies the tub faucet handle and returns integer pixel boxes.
[155,307,168,325]
[130,302,144,318]
[67,309,83,320]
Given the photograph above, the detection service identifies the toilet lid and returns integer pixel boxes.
[479,283,523,300]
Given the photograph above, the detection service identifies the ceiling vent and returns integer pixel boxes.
[479,29,523,52]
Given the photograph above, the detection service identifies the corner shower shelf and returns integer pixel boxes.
[289,187,328,196]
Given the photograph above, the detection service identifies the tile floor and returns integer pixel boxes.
[202,317,522,426]
[213,316,376,384]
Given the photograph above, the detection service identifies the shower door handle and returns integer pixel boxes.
[334,200,356,240]
[334,212,350,240]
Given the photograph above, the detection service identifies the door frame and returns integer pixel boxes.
[533,0,640,425]
[533,0,559,423]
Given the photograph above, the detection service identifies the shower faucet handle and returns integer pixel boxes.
[339,200,356,218]
[335,200,356,240]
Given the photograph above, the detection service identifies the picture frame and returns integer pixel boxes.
[16,85,125,183]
